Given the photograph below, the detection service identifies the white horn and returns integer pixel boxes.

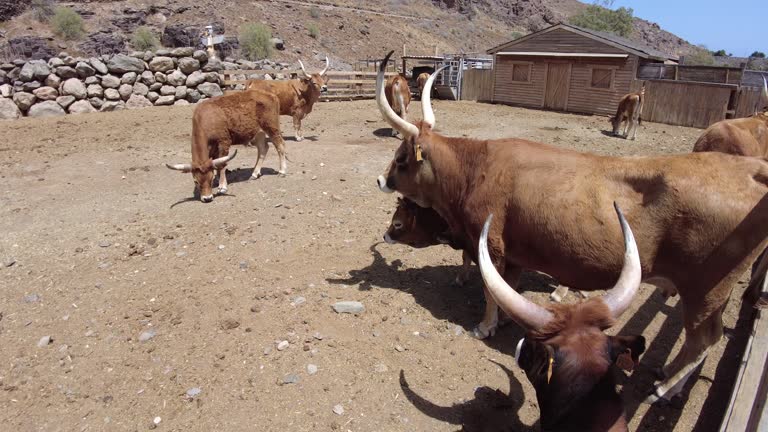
[600,202,642,319]
[762,76,768,105]
[212,149,237,168]
[376,51,419,138]
[298,60,311,78]
[165,162,192,172]
[422,65,447,129]
[478,214,554,330]
[320,56,330,76]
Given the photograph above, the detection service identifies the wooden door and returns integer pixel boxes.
[544,63,571,111]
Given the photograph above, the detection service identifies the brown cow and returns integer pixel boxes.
[692,77,768,157]
[384,197,473,286]
[610,84,645,140]
[246,57,329,142]
[384,73,411,137]
[373,50,768,403]
[416,72,430,99]
[479,204,646,431]
[165,89,287,202]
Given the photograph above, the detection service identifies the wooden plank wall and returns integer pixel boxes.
[460,69,494,101]
[734,87,764,118]
[497,28,627,55]
[568,56,636,115]
[637,64,743,85]
[642,80,734,128]
[493,56,546,108]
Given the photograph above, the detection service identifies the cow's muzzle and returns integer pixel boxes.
[383,232,396,244]
[201,194,214,203]
[320,86,328,93]
[377,175,394,193]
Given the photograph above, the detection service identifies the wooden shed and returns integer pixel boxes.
[486,23,678,116]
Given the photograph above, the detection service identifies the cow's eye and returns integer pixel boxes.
[395,153,407,165]
[393,221,403,229]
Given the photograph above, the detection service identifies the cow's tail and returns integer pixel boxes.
[392,81,405,118]
[637,83,645,125]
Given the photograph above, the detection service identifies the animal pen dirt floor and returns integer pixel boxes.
[0,100,754,432]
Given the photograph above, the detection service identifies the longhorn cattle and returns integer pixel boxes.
[384,197,473,286]
[416,72,430,99]
[692,77,768,157]
[373,50,768,403]
[610,84,645,140]
[384,73,412,137]
[165,89,287,202]
[480,204,646,432]
[245,57,329,142]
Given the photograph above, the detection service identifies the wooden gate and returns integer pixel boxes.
[734,86,764,118]
[641,80,734,128]
[544,63,571,110]
[460,69,493,102]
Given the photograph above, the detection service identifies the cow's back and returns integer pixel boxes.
[196,90,279,144]
[693,116,768,157]
[246,80,295,116]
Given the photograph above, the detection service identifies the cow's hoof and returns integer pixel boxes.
[278,171,287,178]
[550,291,563,303]
[644,387,674,406]
[218,186,228,194]
[295,136,304,142]
[471,323,496,340]
[251,173,262,180]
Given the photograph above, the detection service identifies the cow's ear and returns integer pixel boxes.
[609,335,645,372]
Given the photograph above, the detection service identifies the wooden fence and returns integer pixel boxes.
[220,70,397,101]
[637,63,743,85]
[460,69,494,102]
[735,86,766,118]
[639,80,735,129]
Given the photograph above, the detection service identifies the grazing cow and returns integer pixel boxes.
[165,89,287,202]
[479,204,646,432]
[384,197,473,286]
[416,72,430,99]
[692,77,768,157]
[373,50,768,403]
[245,57,329,141]
[385,73,412,137]
[610,84,645,140]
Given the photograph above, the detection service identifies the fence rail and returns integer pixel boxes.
[460,69,494,102]
[640,79,735,128]
[637,64,743,85]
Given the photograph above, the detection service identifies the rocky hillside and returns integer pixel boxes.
[0,0,697,68]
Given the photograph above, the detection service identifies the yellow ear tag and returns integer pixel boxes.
[414,143,423,162]
[546,357,554,385]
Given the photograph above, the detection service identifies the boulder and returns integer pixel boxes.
[186,90,202,103]
[222,61,239,71]
[193,50,208,63]
[69,100,97,114]
[62,56,77,67]
[154,72,167,84]
[21,81,41,92]
[90,98,104,109]
[56,95,76,109]
[271,37,285,51]
[107,54,145,74]
[48,57,65,68]
[0,98,21,120]
[101,75,121,89]
[178,57,200,74]
[28,101,66,118]
[175,86,188,99]
[76,61,96,78]
[185,70,206,87]
[148,83,162,92]
[101,101,125,112]
[201,57,223,72]
[149,56,175,73]
[125,94,153,109]
[104,88,120,100]
[85,76,99,85]
[61,78,87,100]
[90,57,108,74]
[154,95,175,106]
[166,70,186,86]
[156,49,172,56]
[33,87,59,101]
[19,60,50,82]
[146,92,160,103]
[160,85,176,96]
[204,72,220,83]
[171,47,195,57]
[132,82,149,96]
[118,84,133,101]
[143,51,154,62]
[121,72,138,85]
[87,84,104,98]
[13,92,36,111]
[140,71,155,86]
[79,31,126,56]
[198,83,223,98]
[0,84,12,98]
[55,66,78,80]
[174,99,190,106]
[8,36,56,60]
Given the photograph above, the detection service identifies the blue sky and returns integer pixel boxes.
[605,0,763,56]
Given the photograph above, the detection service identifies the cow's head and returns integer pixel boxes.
[609,115,623,136]
[375,51,447,207]
[165,150,237,202]
[384,197,450,248]
[298,57,330,96]
[478,203,645,430]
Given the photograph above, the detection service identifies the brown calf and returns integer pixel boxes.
[610,84,645,140]
[165,89,287,202]
[416,72,430,99]
[246,57,329,141]
[384,74,412,137]
[374,50,768,403]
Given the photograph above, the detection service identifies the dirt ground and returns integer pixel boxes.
[0,100,754,432]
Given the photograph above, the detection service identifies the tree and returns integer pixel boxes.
[239,23,272,60]
[750,51,766,58]
[569,0,634,37]
[712,49,728,57]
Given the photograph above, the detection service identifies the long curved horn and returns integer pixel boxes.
[320,56,330,76]
[762,76,768,106]
[478,214,554,330]
[165,162,192,172]
[212,149,237,168]
[298,60,311,79]
[422,65,447,129]
[376,50,419,138]
[600,202,642,319]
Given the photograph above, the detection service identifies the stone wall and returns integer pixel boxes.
[0,48,291,120]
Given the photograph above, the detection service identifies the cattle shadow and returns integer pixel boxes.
[373,127,398,138]
[399,363,537,432]
[285,135,319,142]
[222,167,281,184]
[600,130,623,139]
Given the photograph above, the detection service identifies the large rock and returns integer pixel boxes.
[56,66,78,80]
[174,99,190,106]
[0,84,12,98]
[154,95,175,106]
[61,79,87,100]
[175,86,188,99]
[197,83,223,98]
[125,94,153,109]
[48,57,64,68]
[44,74,61,88]
[28,101,66,118]
[118,84,133,101]
[101,101,125,112]
[69,100,97,114]
[185,71,206,87]
[19,60,50,82]
[171,47,195,57]
[271,37,285,51]
[22,81,41,92]
[76,61,96,78]
[149,83,162,92]
[222,61,239,71]
[146,92,159,103]
[193,50,208,63]
[56,95,76,109]
[121,72,138,85]
[178,57,200,74]
[87,84,104,98]
[8,36,56,60]
[85,76,99,85]
[159,85,176,96]
[79,31,126,56]
[0,98,21,120]
[132,82,149,96]
[90,57,108,74]
[154,72,167,84]
[204,72,220,83]
[202,57,223,72]
[107,54,145,74]
[140,71,155,86]
[166,70,186,86]
[101,75,121,89]
[89,97,104,109]
[149,57,175,73]
[33,87,58,101]
[104,88,120,100]
[13,92,36,111]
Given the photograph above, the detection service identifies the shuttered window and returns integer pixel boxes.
[591,68,613,89]
[511,64,531,82]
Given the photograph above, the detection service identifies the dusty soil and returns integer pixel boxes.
[0,100,753,432]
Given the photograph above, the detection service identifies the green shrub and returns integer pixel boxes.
[132,27,159,51]
[51,7,85,40]
[685,45,715,66]
[308,24,319,39]
[750,51,766,59]
[569,0,633,37]
[239,23,272,60]
[31,0,55,22]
